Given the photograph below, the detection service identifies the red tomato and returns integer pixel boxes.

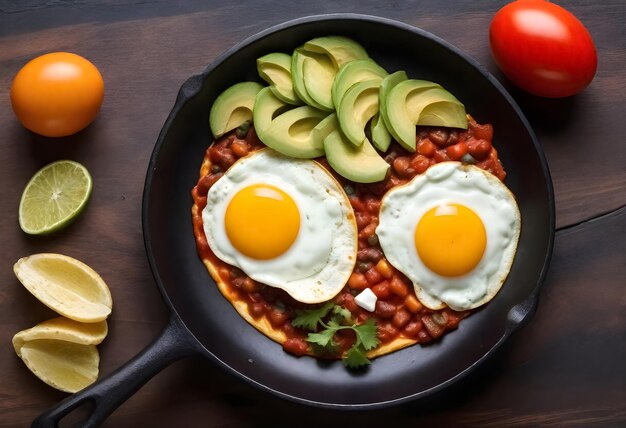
[489,0,597,98]
[11,52,104,137]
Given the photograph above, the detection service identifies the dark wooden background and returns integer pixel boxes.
[1,1,624,426]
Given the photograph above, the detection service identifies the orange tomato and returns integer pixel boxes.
[11,52,104,137]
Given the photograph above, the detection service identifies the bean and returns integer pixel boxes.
[467,138,492,160]
[242,277,259,293]
[209,146,236,169]
[428,129,450,146]
[446,142,469,161]
[343,293,359,312]
[377,323,399,342]
[283,338,309,356]
[392,308,411,329]
[410,155,430,174]
[365,267,384,285]
[433,150,450,163]
[231,140,249,158]
[392,156,411,177]
[196,174,217,196]
[447,130,460,145]
[267,309,289,327]
[357,247,383,263]
[416,138,436,157]
[372,282,391,300]
[403,320,423,338]
[249,302,266,318]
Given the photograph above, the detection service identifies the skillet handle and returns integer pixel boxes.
[31,314,202,428]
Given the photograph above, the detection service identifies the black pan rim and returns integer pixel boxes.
[142,13,556,410]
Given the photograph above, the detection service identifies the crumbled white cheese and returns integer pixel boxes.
[354,288,378,312]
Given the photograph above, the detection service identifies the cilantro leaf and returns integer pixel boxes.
[353,318,380,351]
[292,301,334,331]
[307,328,337,348]
[332,305,352,323]
[297,304,380,369]
[343,345,371,369]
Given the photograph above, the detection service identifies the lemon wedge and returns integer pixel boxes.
[13,317,106,393]
[18,339,99,393]
[14,253,112,323]
[13,317,107,357]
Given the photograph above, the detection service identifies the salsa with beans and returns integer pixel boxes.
[191,116,504,358]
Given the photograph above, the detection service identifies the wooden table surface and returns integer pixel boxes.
[1,1,624,426]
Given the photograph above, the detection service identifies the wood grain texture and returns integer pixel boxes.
[0,1,624,427]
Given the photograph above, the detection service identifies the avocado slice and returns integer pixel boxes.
[302,55,335,111]
[209,81,264,138]
[291,48,327,111]
[411,89,468,128]
[256,53,300,105]
[332,59,388,108]
[385,79,468,151]
[261,106,328,159]
[370,113,392,152]
[337,79,380,147]
[303,36,369,68]
[252,87,291,138]
[324,127,390,184]
[312,112,340,144]
[379,70,408,140]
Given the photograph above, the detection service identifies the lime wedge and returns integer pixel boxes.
[19,160,92,235]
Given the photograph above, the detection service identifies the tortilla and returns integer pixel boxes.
[191,155,419,360]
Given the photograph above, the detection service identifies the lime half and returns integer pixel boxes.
[19,160,93,235]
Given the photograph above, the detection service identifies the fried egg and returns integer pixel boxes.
[376,162,521,311]
[202,149,357,304]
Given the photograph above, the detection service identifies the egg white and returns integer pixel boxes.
[376,162,521,311]
[202,149,357,304]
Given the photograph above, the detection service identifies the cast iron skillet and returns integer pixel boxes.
[32,14,555,427]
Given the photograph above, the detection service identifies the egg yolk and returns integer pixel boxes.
[225,184,300,260]
[414,203,486,277]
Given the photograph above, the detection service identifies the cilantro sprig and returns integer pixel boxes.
[292,302,380,368]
